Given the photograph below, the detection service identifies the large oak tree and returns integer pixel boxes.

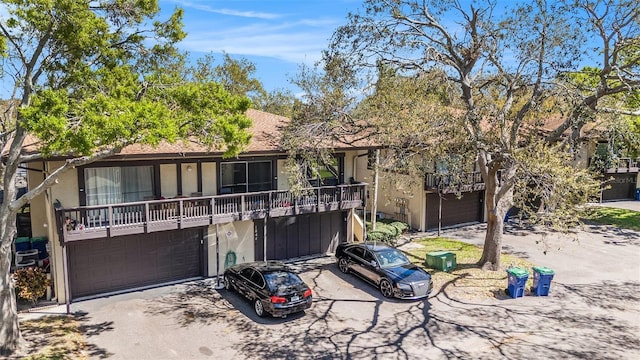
[0,0,252,355]
[288,0,638,269]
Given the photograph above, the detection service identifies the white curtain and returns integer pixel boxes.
[85,167,122,206]
[85,166,154,205]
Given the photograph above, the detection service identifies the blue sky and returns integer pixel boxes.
[160,0,362,93]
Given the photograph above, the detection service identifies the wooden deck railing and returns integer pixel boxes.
[604,158,640,173]
[56,184,366,242]
[424,172,486,193]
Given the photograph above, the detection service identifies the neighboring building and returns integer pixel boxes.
[586,141,639,201]
[352,151,485,232]
[23,109,371,304]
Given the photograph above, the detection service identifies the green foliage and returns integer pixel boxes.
[366,219,409,244]
[513,142,601,230]
[13,267,50,305]
[191,53,295,117]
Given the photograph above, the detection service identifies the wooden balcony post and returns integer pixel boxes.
[107,205,113,237]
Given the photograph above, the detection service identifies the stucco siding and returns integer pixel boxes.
[160,164,177,198]
[206,221,255,277]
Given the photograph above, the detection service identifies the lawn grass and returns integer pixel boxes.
[403,237,538,299]
[19,315,87,360]
[584,206,640,231]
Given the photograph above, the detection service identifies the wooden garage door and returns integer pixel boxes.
[254,211,346,261]
[426,191,484,230]
[68,229,203,299]
[602,174,637,201]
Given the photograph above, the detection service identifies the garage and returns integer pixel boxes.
[67,228,204,300]
[601,173,637,201]
[254,211,346,261]
[425,191,484,230]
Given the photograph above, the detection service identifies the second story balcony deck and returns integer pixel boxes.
[56,184,366,243]
[605,158,640,173]
[424,172,486,194]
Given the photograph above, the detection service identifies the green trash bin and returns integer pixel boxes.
[425,251,457,272]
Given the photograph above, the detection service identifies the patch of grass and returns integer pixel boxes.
[585,206,640,231]
[403,237,537,299]
[20,315,87,360]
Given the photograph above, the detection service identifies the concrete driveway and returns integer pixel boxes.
[23,224,640,359]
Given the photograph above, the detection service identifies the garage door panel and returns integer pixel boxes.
[260,211,347,261]
[69,229,202,299]
[426,191,483,230]
[602,174,636,201]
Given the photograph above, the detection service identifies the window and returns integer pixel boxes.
[84,166,154,205]
[220,161,272,194]
[307,156,342,187]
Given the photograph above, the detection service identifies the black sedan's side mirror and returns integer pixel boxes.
[370,260,378,268]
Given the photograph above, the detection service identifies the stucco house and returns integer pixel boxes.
[21,109,373,304]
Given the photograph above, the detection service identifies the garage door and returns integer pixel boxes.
[426,191,484,230]
[68,229,203,299]
[254,211,346,261]
[602,174,637,201]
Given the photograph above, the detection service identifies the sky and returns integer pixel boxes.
[159,0,362,94]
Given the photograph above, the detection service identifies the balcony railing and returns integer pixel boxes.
[424,172,486,193]
[56,184,366,243]
[605,158,640,173]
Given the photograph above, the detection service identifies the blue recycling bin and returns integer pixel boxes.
[506,268,529,298]
[635,188,640,201]
[14,237,31,252]
[30,237,49,260]
[532,266,555,296]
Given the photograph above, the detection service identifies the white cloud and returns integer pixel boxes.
[167,0,281,19]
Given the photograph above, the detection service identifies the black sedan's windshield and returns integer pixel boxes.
[374,248,411,268]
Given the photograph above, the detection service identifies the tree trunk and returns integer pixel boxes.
[479,169,513,271]
[0,206,24,356]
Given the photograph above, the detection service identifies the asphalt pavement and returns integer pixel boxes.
[17,206,640,359]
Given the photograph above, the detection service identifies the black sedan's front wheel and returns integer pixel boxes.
[254,299,266,317]
[379,279,394,298]
[224,275,233,291]
[338,257,350,274]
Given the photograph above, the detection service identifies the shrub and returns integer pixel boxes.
[13,267,50,305]
[366,220,410,245]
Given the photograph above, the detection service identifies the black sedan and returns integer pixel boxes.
[224,261,313,318]
[336,242,433,299]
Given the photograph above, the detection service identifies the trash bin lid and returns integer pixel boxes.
[506,267,529,278]
[427,251,453,257]
[532,266,555,275]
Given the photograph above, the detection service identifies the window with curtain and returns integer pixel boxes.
[85,166,154,205]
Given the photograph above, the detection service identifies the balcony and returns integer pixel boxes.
[424,172,486,194]
[604,158,640,173]
[56,184,366,243]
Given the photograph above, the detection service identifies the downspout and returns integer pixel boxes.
[371,149,380,230]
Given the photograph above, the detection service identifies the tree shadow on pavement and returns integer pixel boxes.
[141,262,640,360]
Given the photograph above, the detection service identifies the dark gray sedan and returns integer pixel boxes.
[224,261,312,318]
[336,242,433,299]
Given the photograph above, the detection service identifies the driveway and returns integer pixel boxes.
[22,224,640,359]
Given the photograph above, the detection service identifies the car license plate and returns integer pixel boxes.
[291,295,299,302]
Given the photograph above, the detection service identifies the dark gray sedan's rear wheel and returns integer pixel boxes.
[380,279,394,298]
[338,257,350,273]
[254,299,266,317]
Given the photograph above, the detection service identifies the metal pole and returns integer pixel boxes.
[263,219,267,262]
[214,224,223,289]
[438,191,442,237]
[62,244,70,314]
